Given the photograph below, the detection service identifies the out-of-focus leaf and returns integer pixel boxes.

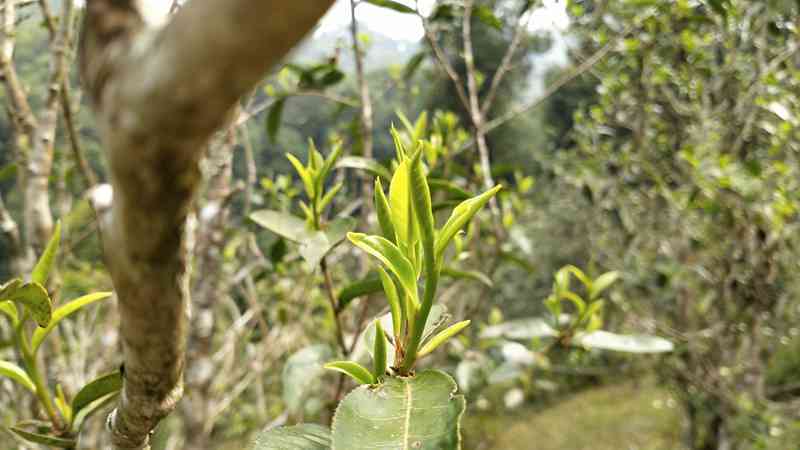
[430,3,454,21]
[331,370,464,449]
[10,427,76,447]
[0,278,22,300]
[252,424,331,450]
[428,178,470,200]
[71,371,123,419]
[474,5,502,30]
[252,211,354,269]
[250,210,309,243]
[299,217,356,269]
[403,51,426,80]
[287,153,316,199]
[267,97,286,142]
[337,273,382,312]
[705,0,729,18]
[32,292,113,353]
[31,221,60,286]
[283,345,334,415]
[362,0,415,14]
[336,156,392,181]
[590,271,620,299]
[0,360,36,393]
[320,69,345,87]
[442,266,493,287]
[0,300,18,325]
[324,361,376,385]
[0,162,16,182]
[574,331,674,353]
[480,317,557,340]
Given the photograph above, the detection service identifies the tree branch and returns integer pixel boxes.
[79,1,335,448]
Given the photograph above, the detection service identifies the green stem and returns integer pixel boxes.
[400,262,438,375]
[16,324,62,430]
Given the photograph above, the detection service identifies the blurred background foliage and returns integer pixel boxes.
[1,0,798,449]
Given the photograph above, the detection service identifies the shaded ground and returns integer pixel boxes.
[463,381,683,450]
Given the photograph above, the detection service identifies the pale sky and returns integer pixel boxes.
[317,0,570,42]
[139,0,569,42]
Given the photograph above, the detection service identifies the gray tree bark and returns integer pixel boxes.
[79,1,334,448]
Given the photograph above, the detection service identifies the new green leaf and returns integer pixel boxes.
[372,321,387,379]
[31,292,113,353]
[324,361,376,385]
[435,185,502,260]
[9,282,51,327]
[0,360,36,393]
[418,320,470,358]
[347,233,418,305]
[31,221,60,285]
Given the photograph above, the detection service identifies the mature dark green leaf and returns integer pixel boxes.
[428,178,470,200]
[71,371,123,419]
[442,266,493,287]
[363,0,415,14]
[332,370,465,450]
[31,292,112,353]
[403,52,426,80]
[429,3,454,21]
[705,0,729,17]
[267,97,286,142]
[252,424,331,450]
[320,69,345,87]
[0,162,17,182]
[70,391,118,433]
[337,273,382,312]
[10,427,76,448]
